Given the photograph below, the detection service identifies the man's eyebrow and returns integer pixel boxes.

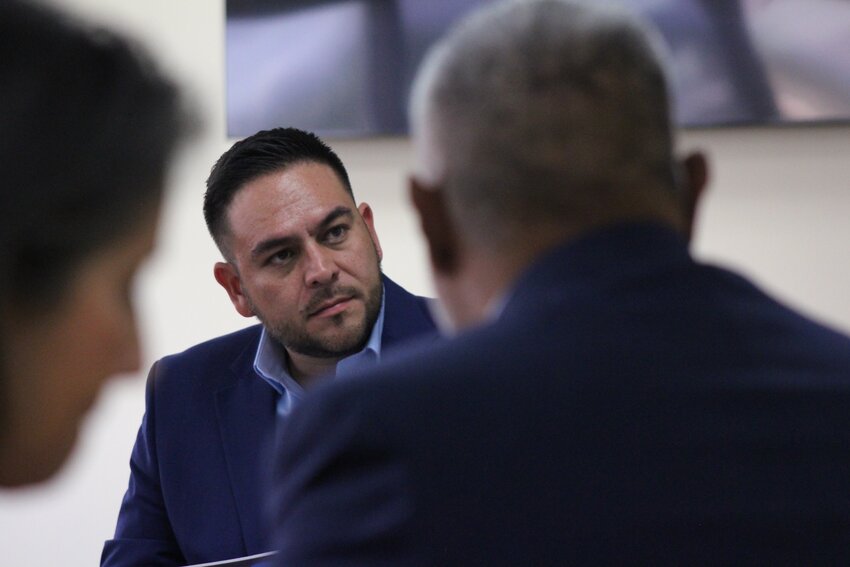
[317,206,353,231]
[251,235,299,261]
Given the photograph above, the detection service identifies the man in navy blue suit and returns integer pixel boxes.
[270,1,850,564]
[102,128,435,566]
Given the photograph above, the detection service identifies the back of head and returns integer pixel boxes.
[204,127,352,260]
[0,0,188,310]
[410,0,679,248]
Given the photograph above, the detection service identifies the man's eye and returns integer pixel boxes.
[325,225,349,243]
[269,249,294,264]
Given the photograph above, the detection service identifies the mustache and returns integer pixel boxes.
[303,285,362,316]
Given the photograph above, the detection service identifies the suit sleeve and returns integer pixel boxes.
[269,389,418,567]
[101,361,185,566]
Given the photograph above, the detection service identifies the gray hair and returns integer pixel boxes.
[410,0,677,246]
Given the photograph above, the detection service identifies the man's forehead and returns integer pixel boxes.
[225,164,355,246]
[233,162,351,214]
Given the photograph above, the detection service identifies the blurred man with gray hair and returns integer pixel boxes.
[270,0,850,564]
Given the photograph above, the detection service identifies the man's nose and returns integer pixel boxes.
[303,242,337,287]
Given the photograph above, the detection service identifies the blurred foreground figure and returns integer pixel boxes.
[0,0,189,487]
[271,0,850,564]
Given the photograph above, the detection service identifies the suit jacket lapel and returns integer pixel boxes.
[215,340,278,555]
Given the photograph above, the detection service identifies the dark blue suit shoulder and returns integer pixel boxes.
[152,324,262,395]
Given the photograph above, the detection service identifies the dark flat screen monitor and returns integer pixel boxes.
[226,0,850,138]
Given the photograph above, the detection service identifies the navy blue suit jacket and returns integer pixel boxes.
[102,277,435,566]
[271,223,850,566]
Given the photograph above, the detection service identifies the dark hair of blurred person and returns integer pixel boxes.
[0,0,191,486]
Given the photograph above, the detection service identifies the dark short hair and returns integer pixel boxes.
[204,127,352,256]
[0,0,190,309]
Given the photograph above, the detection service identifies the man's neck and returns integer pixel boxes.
[453,214,684,329]
[285,351,340,389]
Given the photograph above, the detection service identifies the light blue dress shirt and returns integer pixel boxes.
[254,291,386,418]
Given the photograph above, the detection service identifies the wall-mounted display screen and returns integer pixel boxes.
[226,0,850,138]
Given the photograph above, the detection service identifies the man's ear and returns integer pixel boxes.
[409,177,459,275]
[357,202,383,262]
[679,152,708,242]
[213,261,255,318]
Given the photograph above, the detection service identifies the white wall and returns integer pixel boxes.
[0,1,848,565]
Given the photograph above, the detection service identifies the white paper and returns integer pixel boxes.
[183,550,278,567]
